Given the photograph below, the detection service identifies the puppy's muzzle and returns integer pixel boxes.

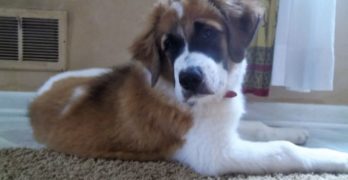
[179,67,212,99]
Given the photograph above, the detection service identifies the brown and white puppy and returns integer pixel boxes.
[30,0,348,175]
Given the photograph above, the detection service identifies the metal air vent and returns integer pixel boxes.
[0,16,19,61]
[22,18,59,62]
[0,9,67,71]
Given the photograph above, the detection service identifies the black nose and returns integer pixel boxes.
[179,67,204,93]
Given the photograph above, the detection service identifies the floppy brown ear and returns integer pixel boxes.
[129,4,166,86]
[211,0,263,62]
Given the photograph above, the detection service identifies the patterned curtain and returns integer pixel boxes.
[243,0,279,97]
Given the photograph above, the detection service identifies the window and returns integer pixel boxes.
[0,9,67,71]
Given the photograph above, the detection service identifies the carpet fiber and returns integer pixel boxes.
[0,148,347,180]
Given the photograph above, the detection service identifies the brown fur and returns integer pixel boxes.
[30,0,262,161]
[130,0,262,77]
[30,65,192,160]
[208,0,263,62]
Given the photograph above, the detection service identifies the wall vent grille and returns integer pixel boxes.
[23,18,59,62]
[0,16,19,61]
[0,9,67,71]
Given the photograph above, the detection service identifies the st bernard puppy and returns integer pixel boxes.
[30,0,348,175]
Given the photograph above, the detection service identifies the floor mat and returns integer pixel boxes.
[1,148,347,180]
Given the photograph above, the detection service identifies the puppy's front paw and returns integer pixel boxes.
[330,152,348,172]
[285,128,309,145]
[268,127,309,145]
[314,150,348,172]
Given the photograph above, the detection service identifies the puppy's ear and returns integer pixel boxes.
[211,0,263,63]
[129,3,166,86]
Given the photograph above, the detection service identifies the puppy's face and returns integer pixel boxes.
[131,0,262,104]
[162,7,231,104]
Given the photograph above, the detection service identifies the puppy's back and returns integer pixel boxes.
[29,64,192,160]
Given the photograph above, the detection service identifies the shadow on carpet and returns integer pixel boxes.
[0,148,347,180]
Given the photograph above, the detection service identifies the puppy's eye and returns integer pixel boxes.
[163,34,183,52]
[164,37,174,51]
[195,22,217,40]
[200,27,214,40]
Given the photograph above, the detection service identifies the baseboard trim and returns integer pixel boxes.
[245,102,348,125]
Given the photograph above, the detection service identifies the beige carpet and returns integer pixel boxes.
[0,148,347,180]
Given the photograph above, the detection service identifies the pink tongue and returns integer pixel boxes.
[224,90,237,98]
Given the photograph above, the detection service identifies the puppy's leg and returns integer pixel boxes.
[199,139,348,175]
[238,120,309,145]
[226,140,348,174]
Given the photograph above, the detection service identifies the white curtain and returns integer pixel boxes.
[271,0,337,92]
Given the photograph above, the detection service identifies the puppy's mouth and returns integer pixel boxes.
[182,89,237,105]
[183,91,208,102]
[181,83,213,101]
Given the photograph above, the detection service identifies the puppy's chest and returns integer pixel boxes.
[174,100,242,151]
[172,104,238,167]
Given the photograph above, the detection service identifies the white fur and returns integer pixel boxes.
[61,86,86,115]
[171,1,184,19]
[37,68,111,96]
[173,59,348,175]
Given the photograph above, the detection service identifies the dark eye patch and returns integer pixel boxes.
[195,22,219,41]
[189,22,224,62]
[163,34,185,64]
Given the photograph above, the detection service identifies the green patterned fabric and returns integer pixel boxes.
[243,0,279,96]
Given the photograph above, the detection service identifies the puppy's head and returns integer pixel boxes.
[130,0,263,104]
